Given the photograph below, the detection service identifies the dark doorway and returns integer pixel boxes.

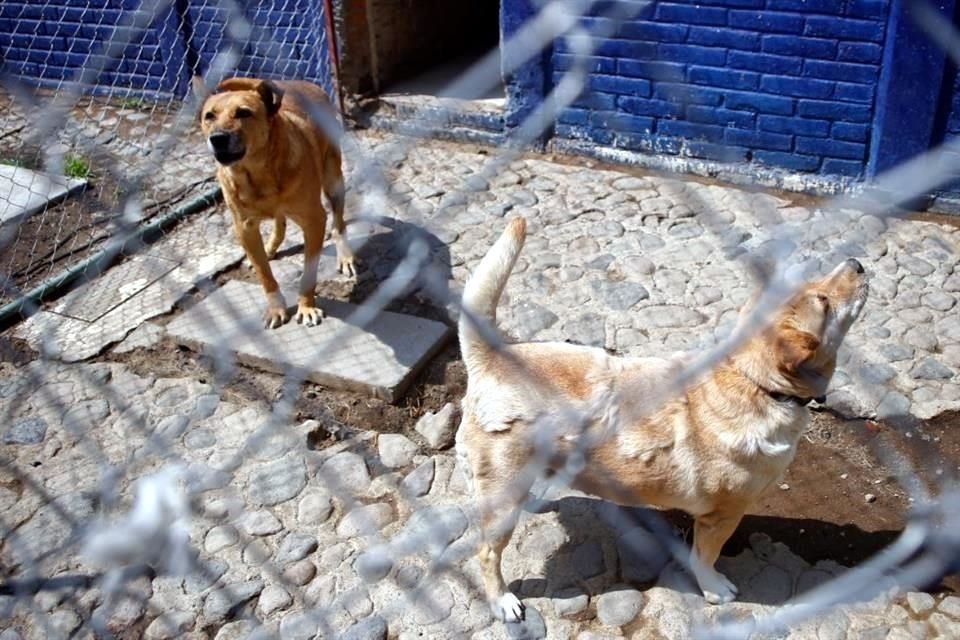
[377,1,502,103]
[336,0,503,108]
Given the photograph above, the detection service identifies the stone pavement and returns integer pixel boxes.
[341,134,959,421]
[2,130,960,640]
[1,358,958,640]
[166,280,450,402]
[11,129,960,420]
[14,209,244,362]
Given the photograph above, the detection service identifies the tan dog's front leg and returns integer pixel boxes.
[690,509,744,604]
[236,218,287,329]
[323,151,356,278]
[265,215,287,260]
[294,220,325,327]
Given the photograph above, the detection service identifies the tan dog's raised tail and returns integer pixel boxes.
[456,217,868,622]
[194,76,355,328]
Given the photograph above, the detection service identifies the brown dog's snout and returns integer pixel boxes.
[208,131,232,151]
[845,258,865,274]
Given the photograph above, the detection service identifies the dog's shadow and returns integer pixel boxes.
[507,495,907,609]
[273,215,453,320]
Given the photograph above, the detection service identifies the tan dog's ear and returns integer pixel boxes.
[775,327,820,375]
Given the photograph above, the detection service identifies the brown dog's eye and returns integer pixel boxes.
[203,111,215,121]
[235,107,254,119]
[816,293,830,308]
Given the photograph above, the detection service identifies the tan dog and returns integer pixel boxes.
[456,217,868,621]
[194,76,355,328]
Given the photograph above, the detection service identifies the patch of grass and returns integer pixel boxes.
[119,96,145,110]
[63,155,90,179]
[0,156,26,168]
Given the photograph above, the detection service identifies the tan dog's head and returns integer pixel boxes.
[193,77,283,166]
[743,258,868,398]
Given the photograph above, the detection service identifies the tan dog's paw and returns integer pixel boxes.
[263,305,289,329]
[491,592,524,622]
[294,303,325,327]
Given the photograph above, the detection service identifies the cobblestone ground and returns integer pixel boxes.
[1,129,959,639]
[3,360,960,640]
[0,96,210,200]
[341,135,959,422]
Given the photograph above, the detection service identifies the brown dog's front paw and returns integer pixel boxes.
[337,254,357,278]
[263,306,289,329]
[335,239,358,278]
[294,304,325,327]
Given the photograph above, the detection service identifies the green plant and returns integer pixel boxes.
[119,97,145,109]
[0,156,26,168]
[63,155,90,179]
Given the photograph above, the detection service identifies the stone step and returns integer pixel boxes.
[0,165,87,224]
[165,279,451,402]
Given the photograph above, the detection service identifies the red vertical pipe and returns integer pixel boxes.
[322,0,343,113]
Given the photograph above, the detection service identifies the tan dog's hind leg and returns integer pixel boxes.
[690,508,744,604]
[265,216,287,259]
[476,474,526,623]
[236,218,287,329]
[294,216,326,327]
[323,151,356,278]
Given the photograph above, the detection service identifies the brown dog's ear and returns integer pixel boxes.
[191,76,210,122]
[775,327,820,375]
[215,77,260,93]
[256,80,283,117]
[213,78,283,116]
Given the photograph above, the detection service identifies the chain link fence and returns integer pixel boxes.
[1,0,960,639]
[0,0,334,311]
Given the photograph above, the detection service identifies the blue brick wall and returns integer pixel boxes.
[0,0,184,96]
[0,0,335,100]
[187,1,335,98]
[548,0,891,179]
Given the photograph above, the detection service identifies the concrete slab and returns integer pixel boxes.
[50,255,179,322]
[165,279,451,402]
[0,165,87,224]
[14,211,244,362]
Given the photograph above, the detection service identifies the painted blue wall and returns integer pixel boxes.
[522,0,893,181]
[0,0,335,100]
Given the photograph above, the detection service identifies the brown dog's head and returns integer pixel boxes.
[741,258,868,399]
[194,77,284,166]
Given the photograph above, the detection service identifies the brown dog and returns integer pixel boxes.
[456,217,868,621]
[194,76,355,328]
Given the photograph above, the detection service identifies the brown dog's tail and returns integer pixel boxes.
[458,216,527,376]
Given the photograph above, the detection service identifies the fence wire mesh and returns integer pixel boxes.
[1,0,959,639]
